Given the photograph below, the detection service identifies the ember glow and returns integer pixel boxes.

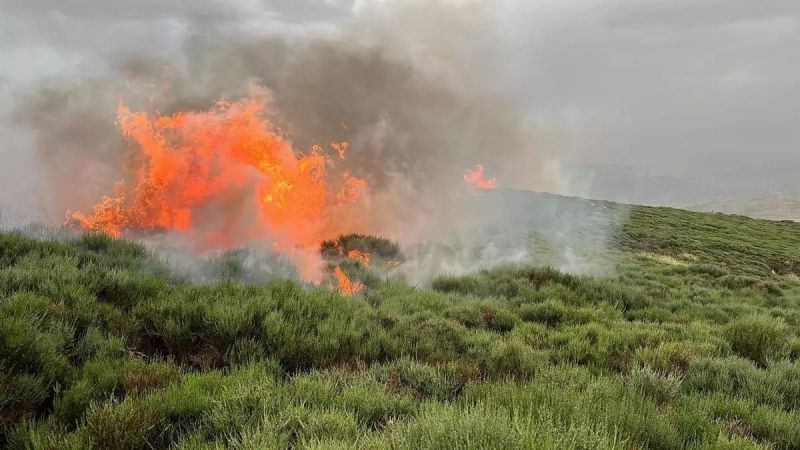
[347,250,371,266]
[334,266,364,296]
[463,164,497,190]
[67,91,368,282]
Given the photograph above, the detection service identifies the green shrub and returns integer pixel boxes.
[680,357,800,411]
[790,338,800,361]
[626,366,682,406]
[4,204,800,450]
[388,316,468,362]
[376,403,519,449]
[259,290,386,371]
[626,306,672,323]
[0,304,72,383]
[123,361,181,397]
[228,338,266,367]
[633,341,718,375]
[431,274,481,295]
[555,322,666,372]
[55,358,171,425]
[482,339,543,380]
[276,406,360,446]
[85,398,163,450]
[761,360,800,411]
[724,315,789,365]
[75,327,127,362]
[87,268,165,311]
[699,393,800,448]
[519,300,567,327]
[338,382,417,429]
[688,263,729,278]
[6,420,89,450]
[683,357,759,397]
[371,358,469,401]
[718,275,782,296]
[0,373,50,429]
[73,233,148,264]
[445,301,517,332]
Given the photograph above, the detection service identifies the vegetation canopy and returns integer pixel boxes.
[2,200,800,449]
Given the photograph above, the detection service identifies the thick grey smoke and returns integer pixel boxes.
[2,0,566,236]
[3,0,800,215]
[3,0,795,280]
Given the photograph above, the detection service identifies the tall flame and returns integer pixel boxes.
[463,164,496,190]
[67,90,367,282]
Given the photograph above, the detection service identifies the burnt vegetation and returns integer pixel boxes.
[320,233,404,262]
[2,201,800,449]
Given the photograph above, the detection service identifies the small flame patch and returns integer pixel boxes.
[463,164,497,190]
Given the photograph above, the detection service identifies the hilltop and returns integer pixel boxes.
[2,192,800,449]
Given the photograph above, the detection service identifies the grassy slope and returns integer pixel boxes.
[2,200,800,449]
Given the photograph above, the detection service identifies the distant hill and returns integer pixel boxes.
[562,163,800,210]
[562,163,751,206]
[685,196,800,222]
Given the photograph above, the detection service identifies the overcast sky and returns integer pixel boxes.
[1,0,799,217]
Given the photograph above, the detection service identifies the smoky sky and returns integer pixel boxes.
[1,0,799,226]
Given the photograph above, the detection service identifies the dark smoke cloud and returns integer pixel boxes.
[2,0,798,231]
[3,0,564,237]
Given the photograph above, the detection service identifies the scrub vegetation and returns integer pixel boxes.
[2,201,800,449]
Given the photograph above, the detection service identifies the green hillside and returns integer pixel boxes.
[2,197,800,449]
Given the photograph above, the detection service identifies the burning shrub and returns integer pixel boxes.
[320,233,403,296]
[320,233,403,262]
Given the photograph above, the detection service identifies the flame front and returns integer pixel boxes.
[347,250,371,266]
[67,91,367,282]
[463,164,497,190]
[334,267,364,296]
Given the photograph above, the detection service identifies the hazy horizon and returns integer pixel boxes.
[1,0,798,222]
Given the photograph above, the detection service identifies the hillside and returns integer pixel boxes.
[685,196,800,222]
[2,194,800,449]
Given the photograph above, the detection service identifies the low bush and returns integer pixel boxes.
[3,208,800,450]
[371,358,470,401]
[724,315,789,365]
[85,398,163,450]
[625,366,683,407]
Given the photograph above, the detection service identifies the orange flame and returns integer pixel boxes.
[67,90,367,282]
[347,250,371,266]
[331,141,350,159]
[338,171,368,203]
[334,267,364,296]
[463,164,496,190]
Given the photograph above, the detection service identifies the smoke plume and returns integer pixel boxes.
[1,0,622,282]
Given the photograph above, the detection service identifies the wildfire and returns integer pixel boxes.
[331,141,350,159]
[334,267,364,296]
[347,249,371,266]
[338,172,368,203]
[463,164,496,190]
[67,90,367,282]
